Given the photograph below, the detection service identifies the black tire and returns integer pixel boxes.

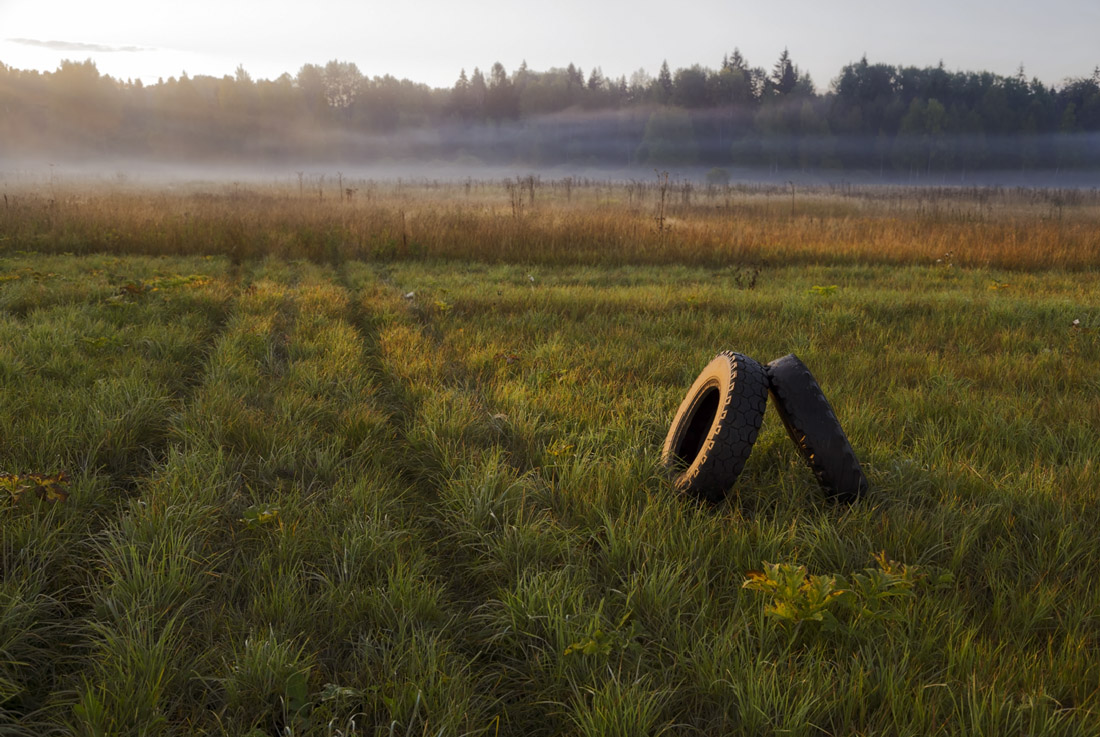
[662,351,768,503]
[765,354,868,502]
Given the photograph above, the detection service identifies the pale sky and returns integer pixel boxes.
[1,0,1097,90]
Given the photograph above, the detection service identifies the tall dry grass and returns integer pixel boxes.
[1,177,1098,270]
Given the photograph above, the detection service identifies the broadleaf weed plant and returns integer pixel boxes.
[564,598,638,658]
[743,553,953,642]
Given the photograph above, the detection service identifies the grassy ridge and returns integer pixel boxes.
[2,251,1098,734]
[1,179,1099,270]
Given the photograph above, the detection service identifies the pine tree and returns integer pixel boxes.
[451,69,471,119]
[656,60,673,103]
[587,67,605,91]
[469,67,487,120]
[454,68,470,91]
[771,48,797,95]
[566,63,584,88]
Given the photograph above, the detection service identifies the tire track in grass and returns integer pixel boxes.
[337,262,465,481]
[353,263,550,482]
[216,261,498,735]
[60,260,331,736]
[0,255,241,731]
[294,260,573,733]
[65,260,496,735]
[347,263,651,735]
[328,260,514,734]
[60,260,302,735]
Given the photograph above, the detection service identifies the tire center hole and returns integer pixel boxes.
[675,386,720,469]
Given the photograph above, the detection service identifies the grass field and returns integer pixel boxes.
[2,179,1100,735]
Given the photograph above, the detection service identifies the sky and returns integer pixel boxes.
[1,0,1097,91]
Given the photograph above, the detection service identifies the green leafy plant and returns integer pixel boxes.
[565,601,636,657]
[844,551,951,626]
[240,503,281,526]
[743,553,953,637]
[743,562,850,629]
[546,440,575,459]
[320,683,363,702]
[1,471,70,504]
[733,265,760,290]
[809,284,839,296]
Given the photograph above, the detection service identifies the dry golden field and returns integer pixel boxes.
[2,176,1098,270]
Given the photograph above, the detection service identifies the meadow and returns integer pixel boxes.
[1,177,1099,735]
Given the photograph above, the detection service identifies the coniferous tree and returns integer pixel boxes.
[566,63,584,89]
[587,67,605,91]
[469,67,487,120]
[450,68,471,119]
[770,48,797,95]
[486,62,518,121]
[655,60,673,104]
[1,52,1099,170]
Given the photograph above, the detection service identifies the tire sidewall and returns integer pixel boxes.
[662,357,731,488]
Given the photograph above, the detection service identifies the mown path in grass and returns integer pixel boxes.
[2,255,1099,735]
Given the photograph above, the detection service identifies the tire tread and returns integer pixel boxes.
[765,354,868,502]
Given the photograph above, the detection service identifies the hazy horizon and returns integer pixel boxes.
[3,3,1098,188]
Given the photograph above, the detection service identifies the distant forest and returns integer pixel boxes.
[2,50,1099,175]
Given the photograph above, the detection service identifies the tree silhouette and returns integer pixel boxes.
[0,52,1097,172]
[770,48,797,95]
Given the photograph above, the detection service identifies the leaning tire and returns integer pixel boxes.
[765,354,868,502]
[662,351,768,503]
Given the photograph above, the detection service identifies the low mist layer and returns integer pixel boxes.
[1,54,1099,180]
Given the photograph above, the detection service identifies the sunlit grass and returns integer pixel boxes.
[1,212,1099,733]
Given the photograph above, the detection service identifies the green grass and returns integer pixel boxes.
[2,252,1099,735]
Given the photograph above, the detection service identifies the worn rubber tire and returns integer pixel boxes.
[765,354,868,502]
[662,351,768,503]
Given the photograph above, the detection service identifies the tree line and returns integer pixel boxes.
[1,51,1098,174]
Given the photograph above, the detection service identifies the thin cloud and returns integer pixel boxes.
[8,38,149,53]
